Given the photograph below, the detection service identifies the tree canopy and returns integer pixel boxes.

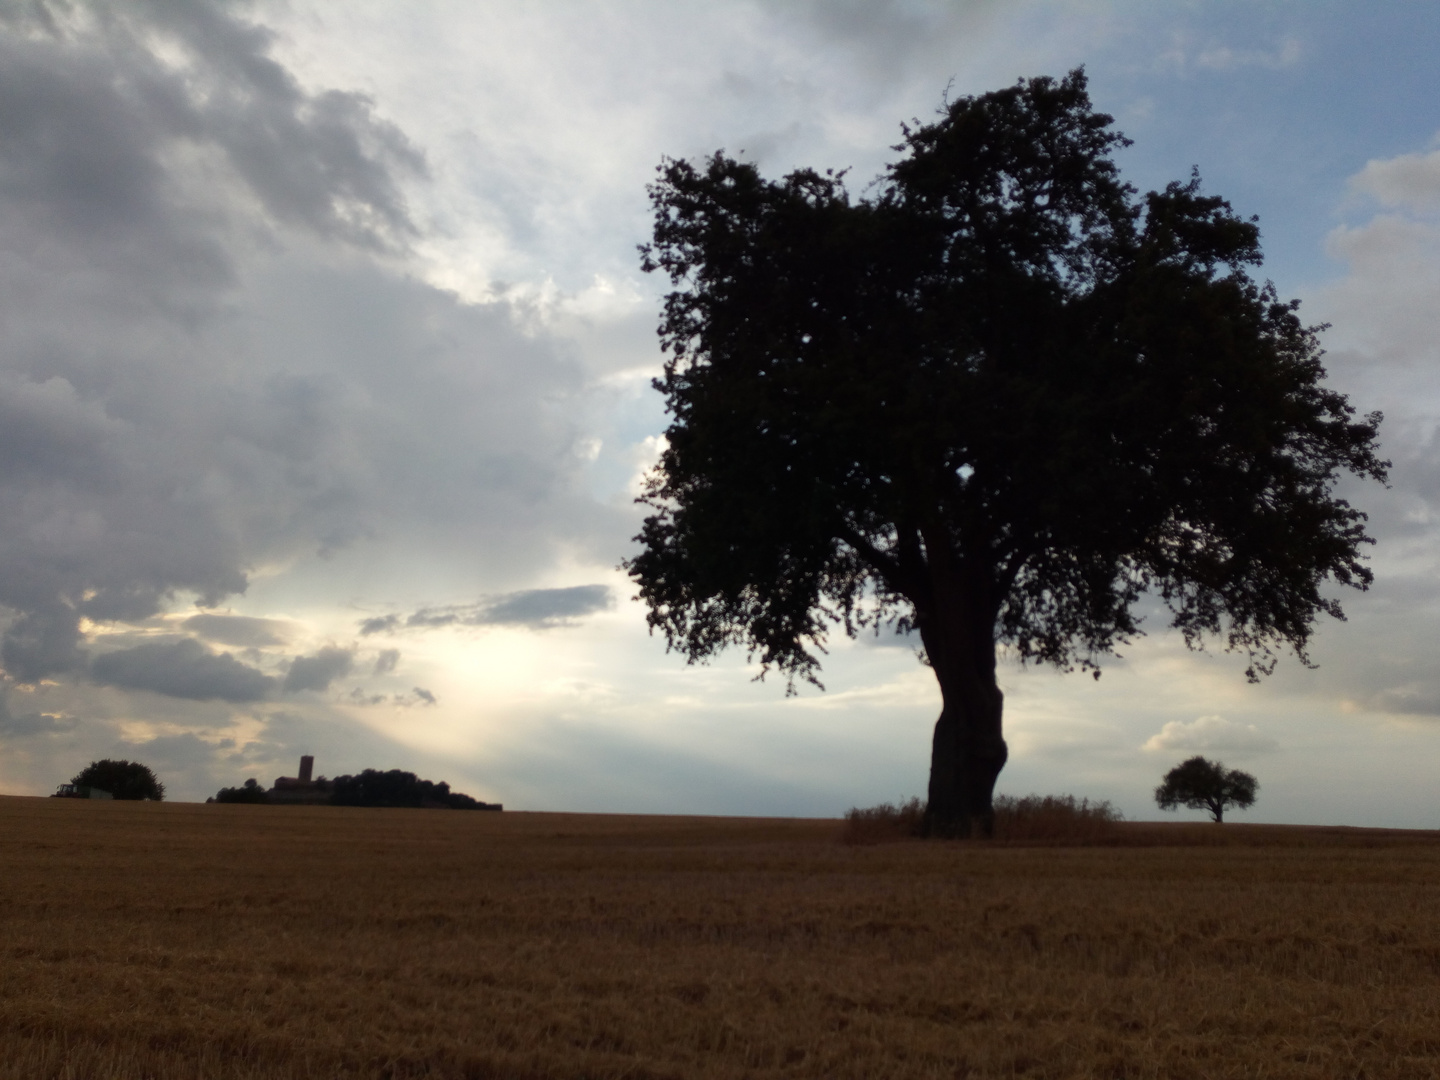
[212,778,270,804]
[1155,756,1259,823]
[328,769,495,810]
[71,759,165,801]
[625,69,1386,836]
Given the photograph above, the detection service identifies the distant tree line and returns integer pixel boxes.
[212,769,499,809]
[330,769,493,809]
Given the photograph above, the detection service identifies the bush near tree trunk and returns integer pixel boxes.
[843,794,1122,845]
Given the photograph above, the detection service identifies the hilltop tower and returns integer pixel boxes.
[269,755,332,805]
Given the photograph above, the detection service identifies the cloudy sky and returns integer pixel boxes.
[2,0,1438,825]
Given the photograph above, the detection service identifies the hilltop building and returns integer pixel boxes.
[267,755,333,805]
[207,755,501,809]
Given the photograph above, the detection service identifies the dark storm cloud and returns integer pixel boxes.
[1366,684,1440,717]
[174,33,424,249]
[760,0,1009,88]
[0,0,427,681]
[90,639,276,702]
[183,614,294,648]
[483,586,614,627]
[0,0,424,252]
[1,605,87,683]
[358,615,401,636]
[283,647,354,693]
[0,691,73,737]
[359,585,613,635]
[0,373,121,487]
[345,686,434,708]
[0,0,612,714]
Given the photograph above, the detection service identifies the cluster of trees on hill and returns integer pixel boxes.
[212,769,499,809]
[211,778,270,804]
[55,760,165,801]
[329,769,495,809]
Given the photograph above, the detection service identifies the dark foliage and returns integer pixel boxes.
[211,778,270,804]
[626,68,1386,837]
[70,759,165,801]
[328,769,494,809]
[1156,755,1258,823]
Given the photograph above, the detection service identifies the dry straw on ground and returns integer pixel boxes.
[3,795,1439,1079]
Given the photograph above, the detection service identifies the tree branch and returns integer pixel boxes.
[837,526,906,592]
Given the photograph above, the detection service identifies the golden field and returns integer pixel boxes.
[2,796,1439,1079]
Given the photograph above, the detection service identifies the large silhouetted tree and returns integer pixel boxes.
[625,70,1387,837]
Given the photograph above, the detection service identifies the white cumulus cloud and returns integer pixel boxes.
[1351,147,1440,214]
[1142,715,1278,755]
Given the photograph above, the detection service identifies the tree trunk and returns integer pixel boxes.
[918,606,1008,839]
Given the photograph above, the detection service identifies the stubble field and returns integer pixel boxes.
[2,796,1439,1079]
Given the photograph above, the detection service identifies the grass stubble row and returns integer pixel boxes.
[1,797,1438,1079]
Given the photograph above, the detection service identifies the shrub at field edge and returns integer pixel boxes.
[844,794,1123,845]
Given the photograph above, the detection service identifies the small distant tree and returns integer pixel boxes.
[1155,756,1257,822]
[212,778,270,804]
[71,759,165,801]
